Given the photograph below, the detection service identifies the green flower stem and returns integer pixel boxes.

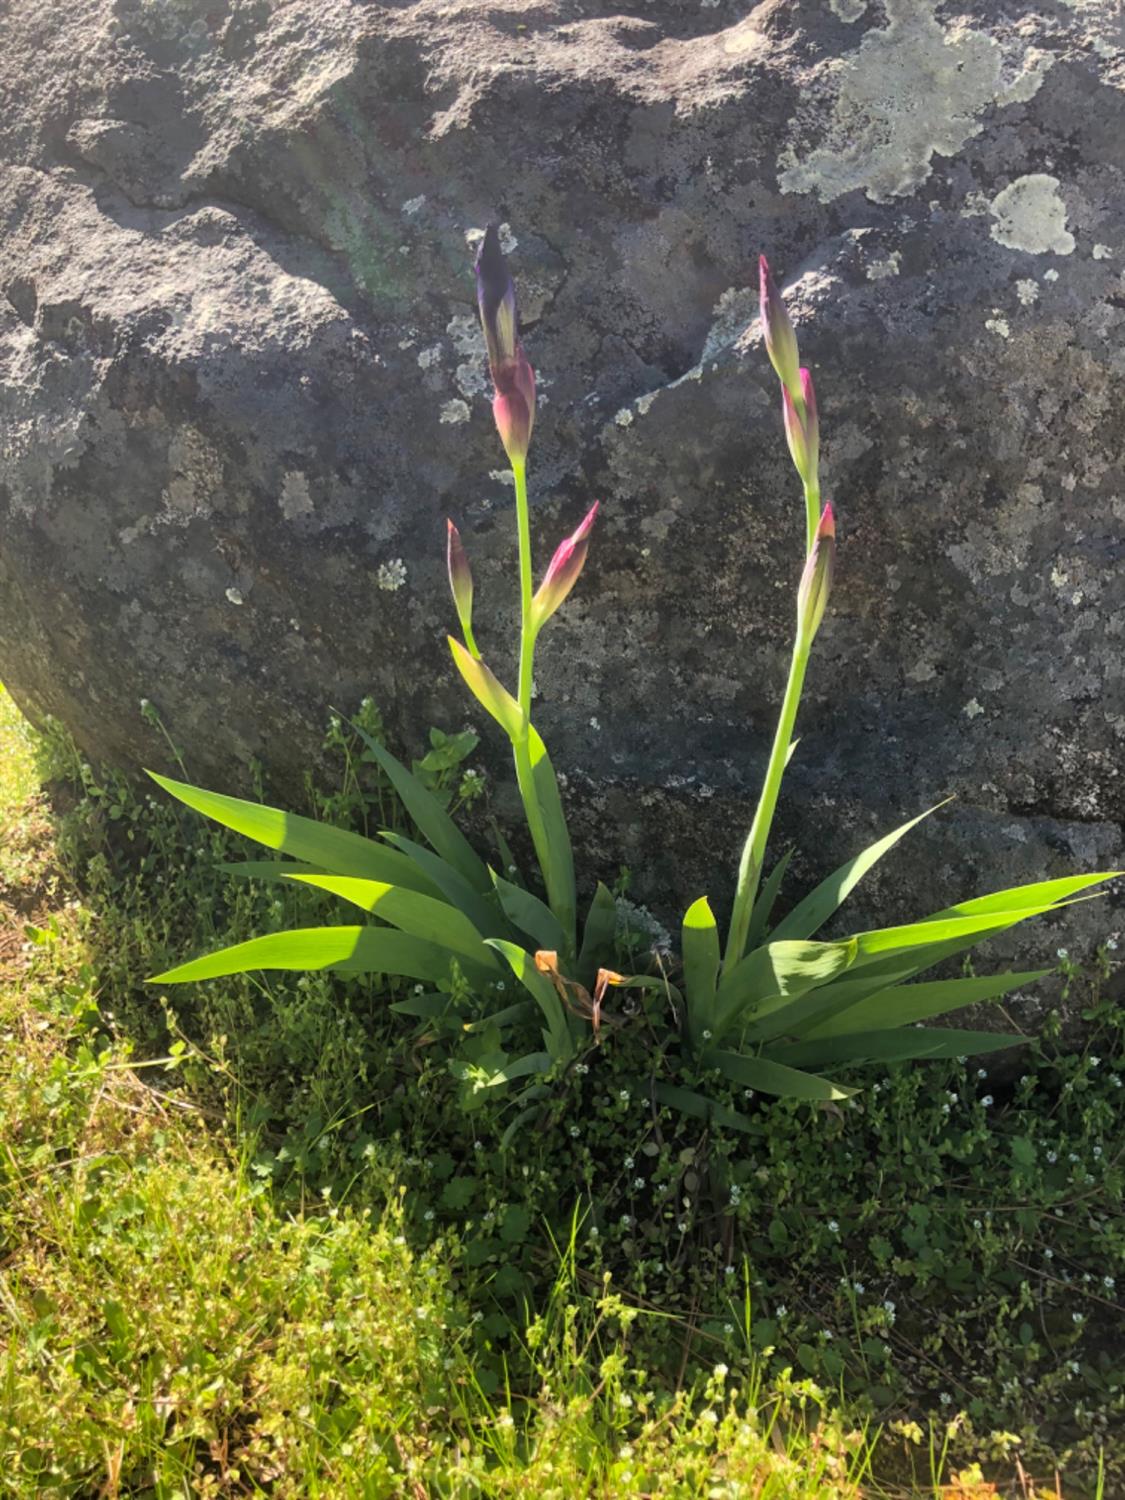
[723,631,811,973]
[803,477,820,555]
[510,460,553,896]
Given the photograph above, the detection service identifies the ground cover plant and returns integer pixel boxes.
[3,692,1122,1495]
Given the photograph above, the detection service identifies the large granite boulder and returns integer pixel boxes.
[1,0,1122,998]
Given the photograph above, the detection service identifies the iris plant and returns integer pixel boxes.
[147,230,1119,1132]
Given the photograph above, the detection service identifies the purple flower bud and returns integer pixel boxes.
[475,224,518,375]
[531,501,599,632]
[759,255,801,400]
[797,503,835,645]
[782,368,819,485]
[446,519,476,652]
[492,350,536,467]
[476,225,536,465]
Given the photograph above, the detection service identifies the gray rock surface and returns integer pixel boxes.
[1,0,1123,1011]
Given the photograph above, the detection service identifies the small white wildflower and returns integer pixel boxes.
[588,1225,599,1238]
[569,1125,581,1138]
[1103,1276,1115,1290]
[1089,1055,1100,1067]
[724,1322,735,1334]
[496,980,505,992]
[619,1089,631,1103]
[620,1214,633,1228]
[1047,1150,1058,1164]
[939,1392,952,1407]
[743,1088,754,1099]
[853,1282,865,1295]
[678,1220,689,1233]
[977,1068,988,1079]
[423,1209,435,1222]
[724,1265,735,1277]
[1057,947,1069,960]
[1106,937,1118,951]
[981,1095,994,1107]
[1044,1248,1054,1259]
[973,1218,983,1230]
[575,1063,589,1076]
[1093,1145,1103,1158]
[633,1176,645,1190]
[776,1304,788,1318]
[702,1029,713,1040]
[1072,1311,1083,1324]
[1068,1152,1079,1163]
[624,1155,635,1170]
[713,1362,729,1378]
[827,1219,839,1234]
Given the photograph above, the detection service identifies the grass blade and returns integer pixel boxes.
[149,926,473,986]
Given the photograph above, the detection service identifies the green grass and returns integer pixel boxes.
[0,683,1119,1497]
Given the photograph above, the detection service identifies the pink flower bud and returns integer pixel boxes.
[446,519,475,651]
[530,501,599,632]
[782,368,819,485]
[492,350,536,467]
[797,503,835,645]
[759,255,801,400]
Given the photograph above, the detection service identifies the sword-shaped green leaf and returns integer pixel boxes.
[279,875,500,971]
[715,939,857,1038]
[799,969,1049,1040]
[149,927,471,986]
[770,801,948,942]
[485,939,574,1062]
[682,896,720,1050]
[652,1082,754,1135]
[491,869,568,954]
[147,772,440,897]
[350,722,491,892]
[745,849,793,951]
[702,1047,856,1101]
[766,1027,1024,1069]
[379,832,505,941]
[527,726,576,951]
[578,882,618,980]
[924,871,1121,921]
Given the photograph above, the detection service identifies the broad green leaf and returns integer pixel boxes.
[652,1081,754,1135]
[527,726,576,951]
[149,926,471,986]
[800,970,1049,1040]
[485,940,574,1062]
[770,801,949,943]
[577,882,618,980]
[380,832,505,941]
[682,896,720,1049]
[491,869,568,954]
[449,639,525,740]
[746,850,793,951]
[766,1027,1024,1069]
[925,871,1120,921]
[850,904,1066,966]
[280,875,499,971]
[350,722,491,892]
[715,939,857,1037]
[702,1047,856,1101]
[147,772,441,898]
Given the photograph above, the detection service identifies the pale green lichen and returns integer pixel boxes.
[989,175,1075,256]
[778,0,1052,204]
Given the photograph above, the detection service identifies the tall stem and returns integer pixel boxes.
[803,478,820,556]
[723,633,811,973]
[510,461,552,890]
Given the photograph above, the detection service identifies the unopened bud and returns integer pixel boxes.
[530,501,599,632]
[797,503,835,645]
[446,519,477,654]
[476,225,536,466]
[759,255,801,400]
[782,368,819,486]
[492,350,536,467]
